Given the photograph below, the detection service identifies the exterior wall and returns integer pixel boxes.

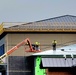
[35,56,46,75]
[4,33,76,75]
[8,56,34,75]
[0,37,7,62]
[5,33,76,56]
[0,37,5,56]
[47,71,72,75]
[35,56,75,75]
[0,37,5,46]
[0,37,7,75]
[8,56,32,75]
[46,68,76,75]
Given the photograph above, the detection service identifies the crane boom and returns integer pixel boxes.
[0,38,33,60]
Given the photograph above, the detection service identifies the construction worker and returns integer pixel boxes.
[32,44,35,50]
[52,40,57,50]
[35,42,40,51]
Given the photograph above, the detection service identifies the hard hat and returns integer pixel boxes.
[36,42,38,44]
[35,42,40,45]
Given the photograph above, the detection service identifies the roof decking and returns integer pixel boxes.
[3,15,76,32]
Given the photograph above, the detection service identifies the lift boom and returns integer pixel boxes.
[0,38,40,61]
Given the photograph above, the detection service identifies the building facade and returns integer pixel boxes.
[0,15,76,75]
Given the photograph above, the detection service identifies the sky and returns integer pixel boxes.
[0,0,76,23]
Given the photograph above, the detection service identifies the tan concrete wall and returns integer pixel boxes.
[5,33,76,56]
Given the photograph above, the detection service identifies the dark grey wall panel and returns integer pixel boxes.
[8,56,34,75]
[8,56,32,70]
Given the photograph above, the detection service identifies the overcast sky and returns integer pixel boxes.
[0,0,76,23]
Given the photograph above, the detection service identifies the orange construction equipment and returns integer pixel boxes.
[0,38,41,61]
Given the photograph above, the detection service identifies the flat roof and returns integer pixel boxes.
[33,44,76,56]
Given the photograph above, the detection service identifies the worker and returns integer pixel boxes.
[52,40,57,50]
[35,42,40,51]
[32,44,35,50]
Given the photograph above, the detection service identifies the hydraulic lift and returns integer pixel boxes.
[0,38,41,61]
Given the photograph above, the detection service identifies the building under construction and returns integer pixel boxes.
[0,15,76,75]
